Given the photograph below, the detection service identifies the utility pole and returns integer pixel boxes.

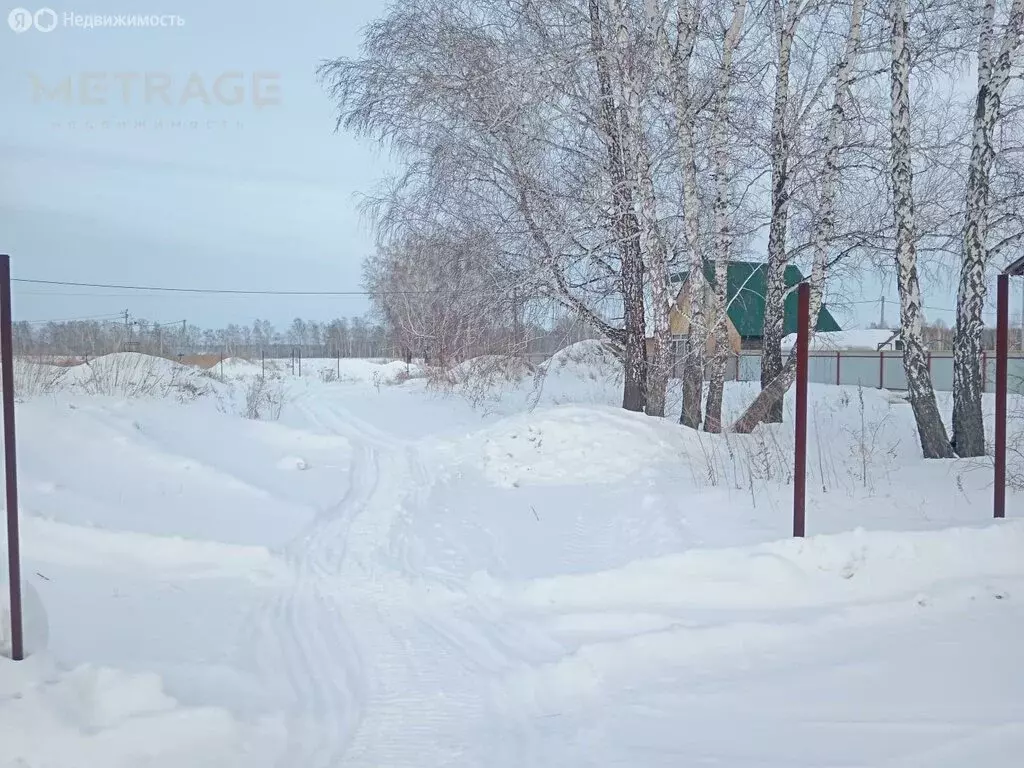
[879,295,886,328]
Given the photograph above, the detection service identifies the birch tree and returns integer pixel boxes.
[703,0,749,433]
[952,0,1024,457]
[759,0,805,425]
[652,0,708,428]
[888,0,955,458]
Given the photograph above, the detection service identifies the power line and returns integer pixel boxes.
[21,312,125,325]
[10,277,1007,316]
[13,278,377,296]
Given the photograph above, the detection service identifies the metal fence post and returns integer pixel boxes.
[878,350,884,389]
[1,255,24,660]
[995,274,1009,519]
[794,283,810,538]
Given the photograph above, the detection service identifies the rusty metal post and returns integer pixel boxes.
[995,274,1009,518]
[879,350,884,389]
[794,283,810,538]
[1,255,23,660]
[835,351,841,386]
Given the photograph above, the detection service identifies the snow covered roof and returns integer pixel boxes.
[781,329,899,351]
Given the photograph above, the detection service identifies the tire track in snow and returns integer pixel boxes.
[245,392,560,766]
[242,403,379,768]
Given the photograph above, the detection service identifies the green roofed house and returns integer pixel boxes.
[668,261,841,352]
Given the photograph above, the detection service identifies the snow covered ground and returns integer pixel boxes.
[2,348,1022,767]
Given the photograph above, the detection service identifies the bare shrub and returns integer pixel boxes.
[840,385,900,491]
[10,360,68,399]
[424,355,536,409]
[243,375,285,420]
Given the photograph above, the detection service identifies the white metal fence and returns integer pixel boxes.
[669,343,1024,395]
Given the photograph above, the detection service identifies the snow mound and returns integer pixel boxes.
[448,355,535,384]
[0,657,283,767]
[58,354,216,399]
[540,340,623,381]
[468,405,678,487]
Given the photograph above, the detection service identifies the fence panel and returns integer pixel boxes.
[806,353,836,385]
[929,355,955,392]
[666,342,1024,394]
[882,352,908,390]
[837,353,880,388]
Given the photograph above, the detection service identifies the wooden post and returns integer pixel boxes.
[995,274,1009,518]
[794,283,810,538]
[1,255,24,660]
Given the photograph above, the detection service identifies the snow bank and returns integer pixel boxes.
[0,657,283,767]
[478,520,1024,612]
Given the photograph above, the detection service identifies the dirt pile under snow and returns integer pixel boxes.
[58,353,218,400]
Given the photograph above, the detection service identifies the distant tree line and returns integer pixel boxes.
[14,316,394,360]
[13,311,602,361]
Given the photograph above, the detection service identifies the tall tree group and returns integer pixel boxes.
[325,0,1024,457]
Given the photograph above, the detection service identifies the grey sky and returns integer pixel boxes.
[0,2,1013,332]
[1,0,390,327]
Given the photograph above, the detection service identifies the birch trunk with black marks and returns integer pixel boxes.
[612,0,671,416]
[589,0,647,412]
[952,0,1024,457]
[657,0,705,428]
[704,0,748,433]
[760,0,802,425]
[889,0,955,459]
[733,0,865,433]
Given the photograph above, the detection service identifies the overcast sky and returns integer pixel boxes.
[0,2,1012,332]
[0,0,394,328]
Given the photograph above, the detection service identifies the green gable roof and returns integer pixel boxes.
[669,261,841,338]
